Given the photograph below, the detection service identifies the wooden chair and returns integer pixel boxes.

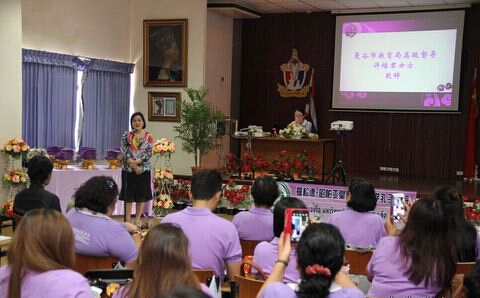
[451,262,476,298]
[235,275,264,298]
[193,269,215,284]
[240,240,260,258]
[344,248,374,275]
[234,260,266,298]
[74,254,119,275]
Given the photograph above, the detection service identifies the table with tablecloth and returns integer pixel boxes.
[45,166,152,216]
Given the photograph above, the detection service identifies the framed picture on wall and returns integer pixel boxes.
[143,19,188,87]
[148,92,181,122]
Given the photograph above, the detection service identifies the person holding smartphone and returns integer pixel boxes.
[253,197,307,283]
[326,179,385,248]
[366,198,456,298]
[257,223,364,298]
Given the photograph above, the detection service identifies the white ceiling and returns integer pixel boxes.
[211,0,480,14]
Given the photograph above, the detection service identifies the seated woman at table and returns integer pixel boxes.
[66,176,140,268]
[366,198,456,298]
[291,109,313,132]
[433,186,480,261]
[112,223,215,298]
[13,155,61,215]
[326,179,385,248]
[233,175,279,241]
[0,208,92,297]
[257,223,364,298]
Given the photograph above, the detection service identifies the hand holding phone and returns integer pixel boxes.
[284,208,310,242]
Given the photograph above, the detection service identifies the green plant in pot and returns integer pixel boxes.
[174,87,224,169]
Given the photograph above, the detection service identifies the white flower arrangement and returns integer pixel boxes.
[279,122,309,139]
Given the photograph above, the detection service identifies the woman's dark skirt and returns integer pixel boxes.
[119,170,153,202]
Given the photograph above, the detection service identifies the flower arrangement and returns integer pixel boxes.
[225,152,240,177]
[0,199,14,218]
[279,123,308,139]
[153,138,175,156]
[271,150,293,180]
[2,169,28,186]
[0,138,30,158]
[253,154,270,174]
[153,194,174,216]
[153,168,174,183]
[223,180,252,209]
[25,148,50,162]
[171,178,191,203]
[464,200,480,225]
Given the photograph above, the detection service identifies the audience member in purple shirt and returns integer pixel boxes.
[433,186,480,261]
[0,208,92,298]
[162,170,242,280]
[233,175,279,241]
[367,198,456,298]
[254,196,307,283]
[66,176,140,267]
[258,223,364,298]
[326,179,385,248]
[112,224,215,298]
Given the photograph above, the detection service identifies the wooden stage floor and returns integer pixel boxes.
[346,173,480,200]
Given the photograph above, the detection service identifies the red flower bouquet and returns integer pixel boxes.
[223,180,251,208]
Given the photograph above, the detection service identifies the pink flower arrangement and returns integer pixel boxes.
[153,168,174,182]
[153,138,175,156]
[153,194,174,216]
[1,138,30,158]
[2,169,28,186]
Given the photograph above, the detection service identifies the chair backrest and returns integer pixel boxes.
[456,262,476,275]
[235,274,264,298]
[74,253,119,275]
[193,269,215,284]
[240,240,261,258]
[344,248,374,275]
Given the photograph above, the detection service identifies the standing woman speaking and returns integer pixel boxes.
[120,112,153,226]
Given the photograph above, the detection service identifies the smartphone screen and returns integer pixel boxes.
[284,208,310,242]
[391,193,409,222]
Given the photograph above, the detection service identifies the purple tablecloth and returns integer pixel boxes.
[45,166,152,216]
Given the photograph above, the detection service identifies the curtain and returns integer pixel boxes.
[22,49,78,148]
[80,59,134,157]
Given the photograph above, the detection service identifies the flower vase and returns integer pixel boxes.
[163,153,172,170]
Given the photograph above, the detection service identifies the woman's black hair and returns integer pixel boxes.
[346,178,377,212]
[398,198,456,288]
[74,176,119,214]
[26,156,53,184]
[273,197,307,238]
[251,176,279,208]
[433,186,478,261]
[296,223,345,298]
[131,112,147,129]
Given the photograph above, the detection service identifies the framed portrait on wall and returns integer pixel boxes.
[148,92,181,122]
[143,19,188,87]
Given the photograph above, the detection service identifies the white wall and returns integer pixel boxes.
[129,0,208,175]
[203,11,233,169]
[22,0,131,61]
[0,0,22,201]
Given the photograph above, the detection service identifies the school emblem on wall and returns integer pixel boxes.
[277,49,310,98]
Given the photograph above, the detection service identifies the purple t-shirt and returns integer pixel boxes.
[258,282,365,298]
[232,206,274,241]
[253,237,299,283]
[367,236,443,298]
[326,208,386,248]
[0,266,93,298]
[476,231,480,260]
[162,207,242,278]
[112,282,215,298]
[66,208,138,263]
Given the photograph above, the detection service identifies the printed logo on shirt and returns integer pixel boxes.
[73,228,90,245]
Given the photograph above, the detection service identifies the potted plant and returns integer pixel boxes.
[174,87,224,170]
